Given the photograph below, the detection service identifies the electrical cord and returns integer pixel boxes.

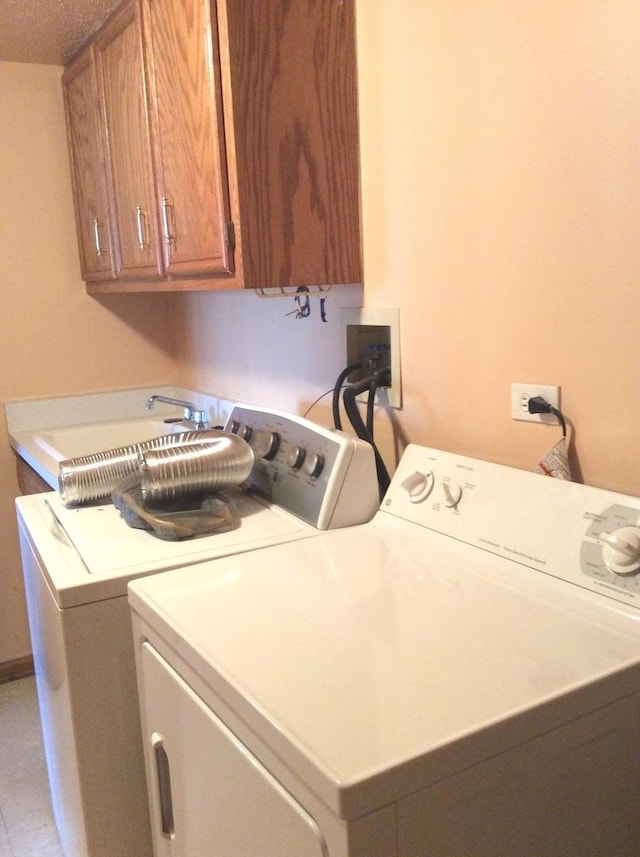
[342,368,392,498]
[302,362,386,422]
[303,388,336,418]
[366,376,377,437]
[527,395,567,438]
[332,362,362,430]
[366,367,391,439]
[307,362,391,498]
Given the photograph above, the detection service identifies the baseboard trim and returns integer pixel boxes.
[0,655,35,683]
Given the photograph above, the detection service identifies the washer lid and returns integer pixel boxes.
[129,518,640,820]
[17,490,311,607]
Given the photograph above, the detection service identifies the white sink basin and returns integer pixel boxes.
[31,417,184,462]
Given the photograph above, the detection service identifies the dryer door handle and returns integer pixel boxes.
[152,734,175,839]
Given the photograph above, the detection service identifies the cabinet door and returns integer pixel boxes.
[221,0,362,289]
[62,47,116,281]
[96,0,163,279]
[143,0,233,278]
[138,641,327,857]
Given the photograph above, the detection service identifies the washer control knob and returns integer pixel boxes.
[287,446,305,470]
[229,419,240,434]
[262,431,280,460]
[253,431,280,461]
[401,471,434,503]
[442,479,462,508]
[304,453,324,479]
[599,527,640,575]
[238,424,253,442]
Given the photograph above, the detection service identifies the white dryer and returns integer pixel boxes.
[129,444,640,856]
[16,404,379,857]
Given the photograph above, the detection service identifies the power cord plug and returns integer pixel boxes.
[528,396,567,438]
[527,395,552,415]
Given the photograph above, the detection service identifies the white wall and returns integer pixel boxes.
[174,285,363,420]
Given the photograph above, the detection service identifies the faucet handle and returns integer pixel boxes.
[189,408,209,430]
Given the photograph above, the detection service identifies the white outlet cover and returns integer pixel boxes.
[511,383,561,424]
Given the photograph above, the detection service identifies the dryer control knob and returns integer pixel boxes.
[401,471,434,503]
[442,479,462,508]
[599,527,640,575]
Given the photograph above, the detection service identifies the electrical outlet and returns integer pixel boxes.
[342,308,402,408]
[511,383,560,423]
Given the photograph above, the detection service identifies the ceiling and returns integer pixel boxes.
[0,0,121,66]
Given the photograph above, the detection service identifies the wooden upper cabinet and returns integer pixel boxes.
[62,47,116,282]
[63,0,362,292]
[95,0,163,279]
[219,0,362,289]
[142,0,233,278]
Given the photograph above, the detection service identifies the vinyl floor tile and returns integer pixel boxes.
[0,816,12,857]
[0,677,63,857]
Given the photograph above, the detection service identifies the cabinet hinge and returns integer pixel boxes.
[225,221,236,251]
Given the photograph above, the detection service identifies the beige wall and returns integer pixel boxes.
[178,1,640,497]
[354,0,640,494]
[0,62,179,664]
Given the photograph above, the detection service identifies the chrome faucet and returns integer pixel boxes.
[146,395,209,430]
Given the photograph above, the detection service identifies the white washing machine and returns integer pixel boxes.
[129,443,640,857]
[15,404,379,857]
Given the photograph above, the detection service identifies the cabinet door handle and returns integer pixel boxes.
[152,734,175,839]
[92,218,105,257]
[135,206,148,250]
[161,196,176,243]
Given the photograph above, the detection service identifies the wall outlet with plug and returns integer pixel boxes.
[511,383,560,423]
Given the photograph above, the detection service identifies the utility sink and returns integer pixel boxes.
[31,417,185,462]
[6,387,229,492]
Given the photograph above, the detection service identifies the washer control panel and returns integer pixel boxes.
[225,404,379,530]
[382,444,640,608]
